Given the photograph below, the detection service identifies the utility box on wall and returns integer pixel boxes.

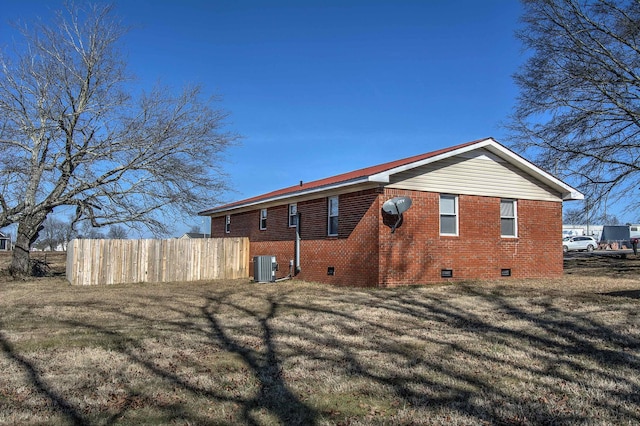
[253,255,277,283]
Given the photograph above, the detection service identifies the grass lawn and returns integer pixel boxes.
[0,252,639,425]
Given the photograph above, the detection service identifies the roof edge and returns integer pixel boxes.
[368,137,496,182]
[198,177,372,216]
[199,137,585,215]
[482,140,584,201]
[368,137,583,200]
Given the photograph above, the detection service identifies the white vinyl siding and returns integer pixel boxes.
[440,195,458,236]
[387,149,561,202]
[500,199,517,237]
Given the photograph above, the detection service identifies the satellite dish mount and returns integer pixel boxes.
[382,196,413,233]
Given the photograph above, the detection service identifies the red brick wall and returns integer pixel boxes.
[291,190,381,287]
[212,189,381,284]
[210,216,226,238]
[378,189,563,286]
[208,187,563,287]
[210,206,298,279]
[210,206,296,241]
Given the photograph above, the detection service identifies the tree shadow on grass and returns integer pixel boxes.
[601,289,640,299]
[0,327,87,425]
[17,289,318,425]
[564,253,640,277]
[203,293,317,425]
[353,285,640,422]
[1,280,640,424]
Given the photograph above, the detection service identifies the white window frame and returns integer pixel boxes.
[328,196,339,236]
[288,204,298,227]
[260,208,267,230]
[439,194,458,236]
[500,199,518,238]
[225,215,231,234]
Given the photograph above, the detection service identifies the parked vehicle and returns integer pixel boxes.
[630,225,640,240]
[600,225,637,249]
[563,236,598,252]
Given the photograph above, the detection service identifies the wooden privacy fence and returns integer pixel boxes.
[66,237,249,286]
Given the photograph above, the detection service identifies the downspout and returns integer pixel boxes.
[295,212,301,275]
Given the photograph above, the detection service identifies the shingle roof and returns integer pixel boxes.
[199,137,582,216]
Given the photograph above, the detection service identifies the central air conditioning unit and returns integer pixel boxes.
[253,256,278,283]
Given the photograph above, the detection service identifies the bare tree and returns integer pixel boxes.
[596,213,621,225]
[509,0,640,219]
[62,217,78,249]
[78,221,104,240]
[34,217,68,251]
[106,225,128,239]
[563,208,588,225]
[0,3,236,275]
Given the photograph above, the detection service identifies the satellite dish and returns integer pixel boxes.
[382,196,412,215]
[382,196,413,233]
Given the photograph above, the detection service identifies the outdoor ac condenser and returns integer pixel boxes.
[253,256,277,283]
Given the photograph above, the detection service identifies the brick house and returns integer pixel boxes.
[200,138,583,287]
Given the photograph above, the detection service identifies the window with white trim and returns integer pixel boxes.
[259,208,267,230]
[440,194,458,235]
[500,199,517,237]
[288,204,298,227]
[225,215,230,234]
[328,196,339,236]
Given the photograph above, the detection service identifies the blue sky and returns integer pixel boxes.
[3,0,554,236]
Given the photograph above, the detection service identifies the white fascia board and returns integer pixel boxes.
[482,142,584,200]
[565,191,585,201]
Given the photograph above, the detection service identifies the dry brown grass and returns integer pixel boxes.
[0,251,67,279]
[0,252,639,425]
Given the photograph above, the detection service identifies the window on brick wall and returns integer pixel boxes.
[501,199,517,237]
[225,215,230,233]
[328,196,339,236]
[289,204,298,227]
[260,208,267,230]
[440,194,458,235]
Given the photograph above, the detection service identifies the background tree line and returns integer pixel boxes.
[29,219,129,251]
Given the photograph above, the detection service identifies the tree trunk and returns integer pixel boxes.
[10,219,43,276]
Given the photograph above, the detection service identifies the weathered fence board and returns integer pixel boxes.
[66,238,249,286]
